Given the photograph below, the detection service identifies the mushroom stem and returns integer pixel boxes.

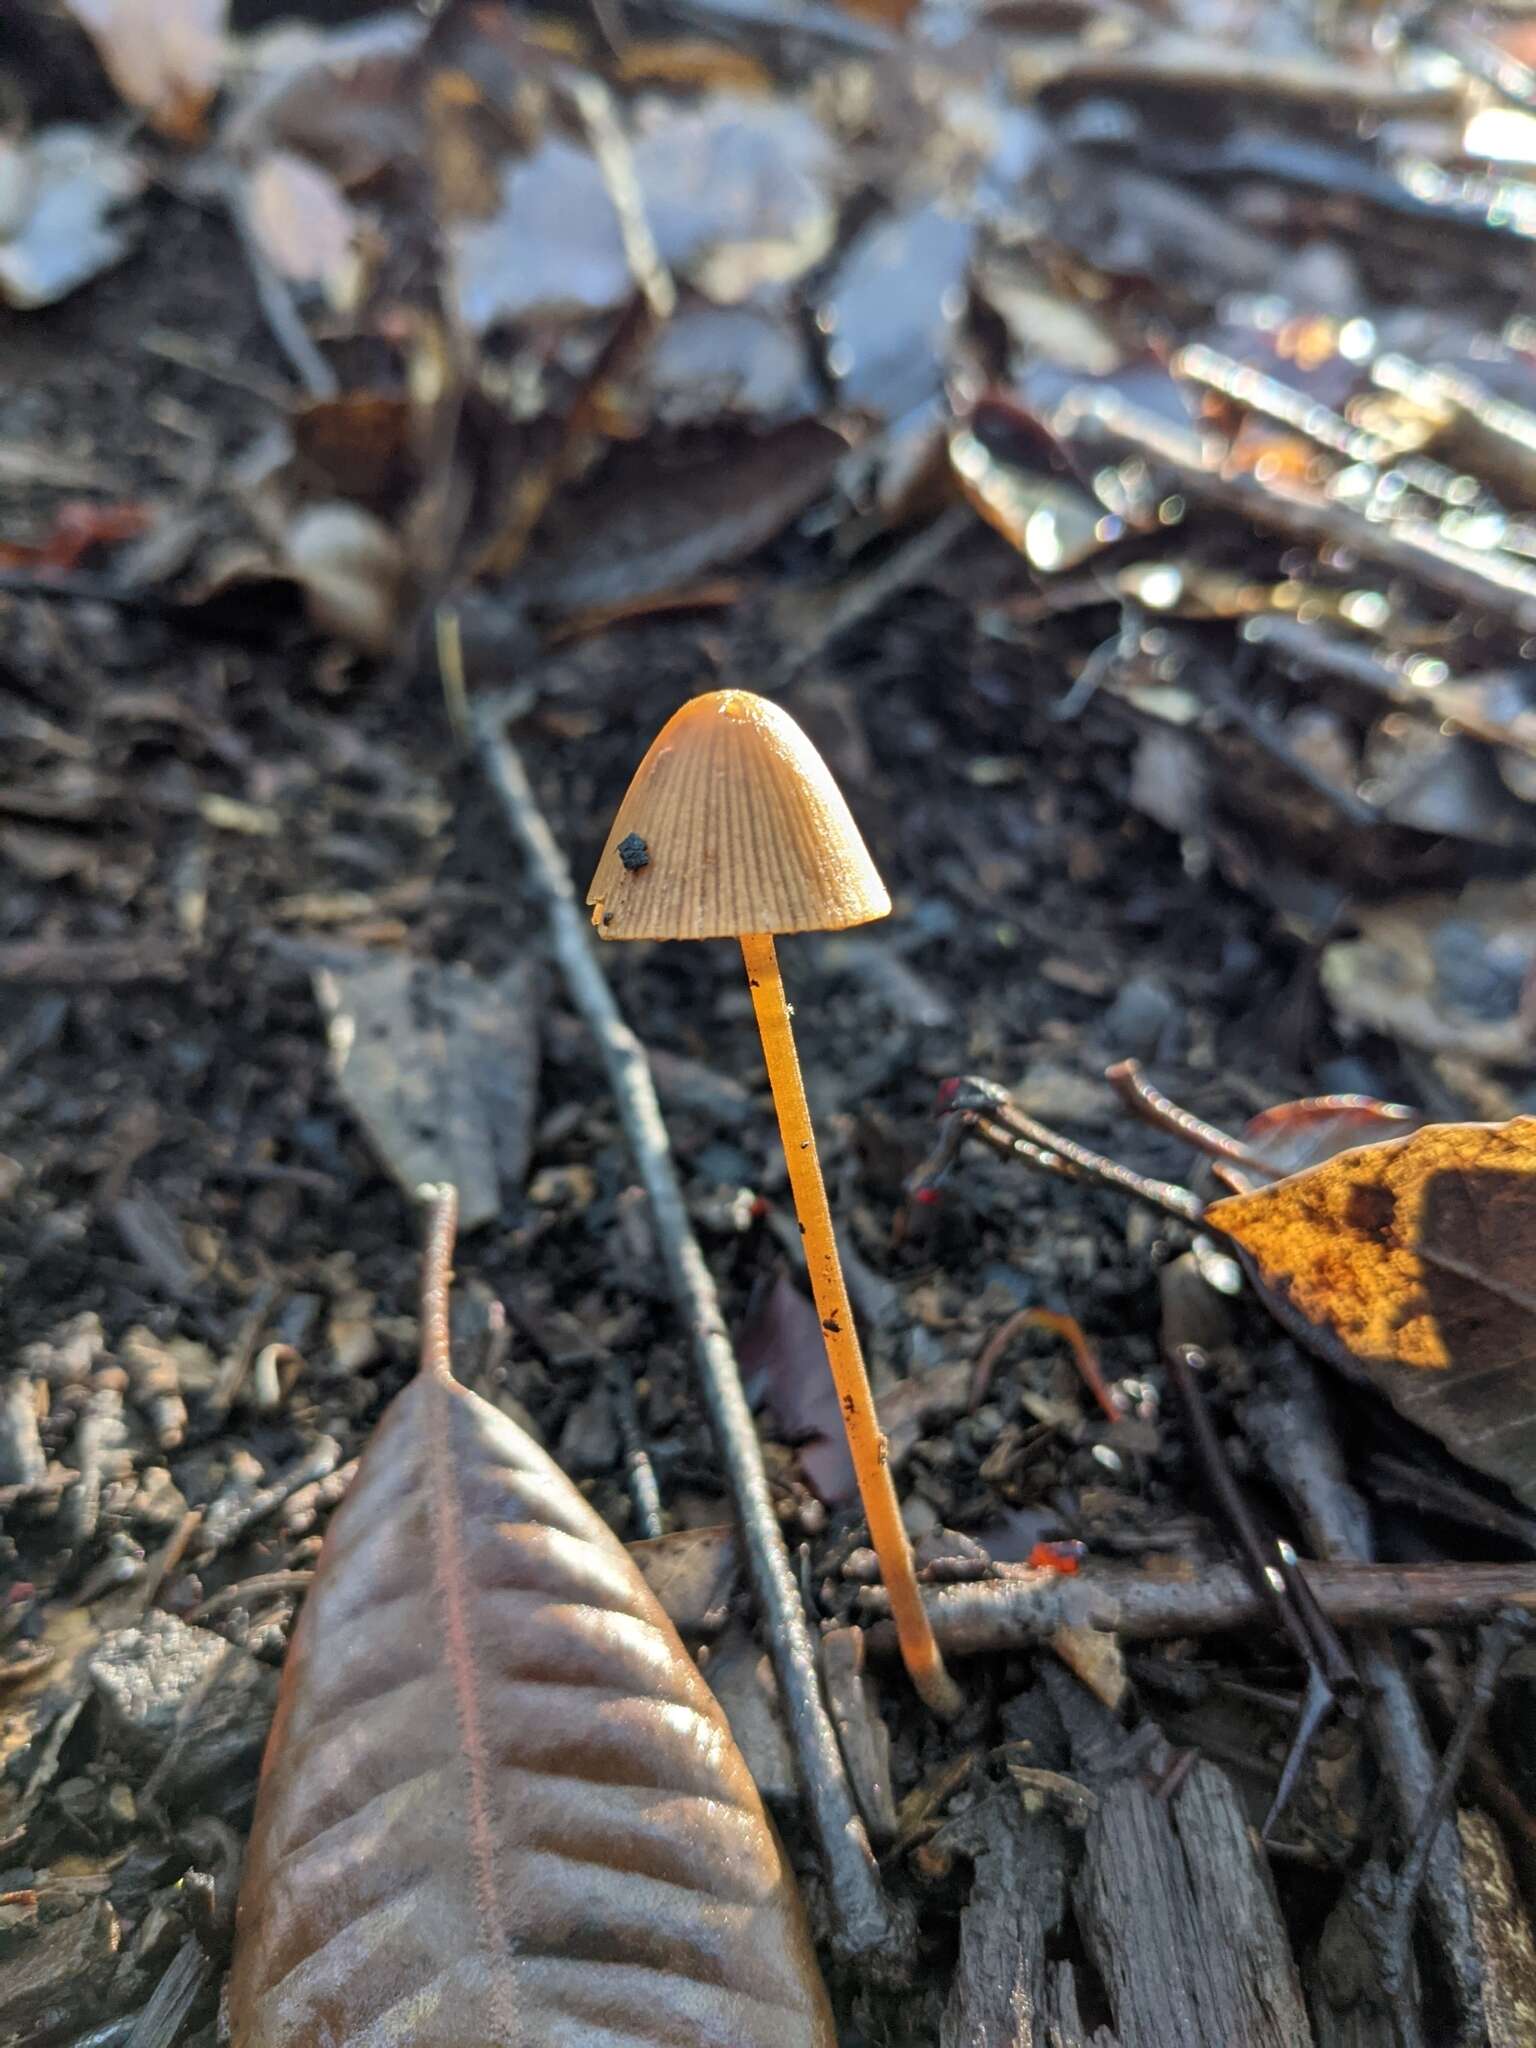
[741,931,962,1720]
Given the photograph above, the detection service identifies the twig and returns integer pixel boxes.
[861,1559,1536,1657]
[186,1570,316,1625]
[610,1358,666,1541]
[771,507,971,689]
[139,1508,203,1612]
[919,1078,1206,1226]
[0,937,188,985]
[1243,1355,1487,2027]
[471,694,901,1962]
[1381,1612,1531,2012]
[123,1935,208,2048]
[1106,1060,1280,1179]
[1163,1343,1354,1837]
[970,1306,1121,1422]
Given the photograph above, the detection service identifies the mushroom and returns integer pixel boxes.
[589,689,961,1717]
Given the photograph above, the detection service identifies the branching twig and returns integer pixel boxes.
[1381,1612,1531,2012]
[1243,1356,1488,2027]
[471,695,901,1962]
[921,1078,1207,1226]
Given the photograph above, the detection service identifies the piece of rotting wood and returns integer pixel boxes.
[1074,1763,1314,2048]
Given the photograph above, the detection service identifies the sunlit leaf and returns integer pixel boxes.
[1208,1117,1536,1508]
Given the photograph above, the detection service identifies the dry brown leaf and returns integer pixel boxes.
[1207,1117,1536,1508]
[228,1327,834,2045]
[65,0,227,144]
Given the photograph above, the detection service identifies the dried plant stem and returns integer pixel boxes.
[743,932,962,1721]
[472,700,900,1960]
[418,1182,459,1382]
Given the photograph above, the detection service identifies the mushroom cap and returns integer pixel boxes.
[587,690,891,940]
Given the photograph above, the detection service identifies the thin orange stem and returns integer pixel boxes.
[742,932,962,1719]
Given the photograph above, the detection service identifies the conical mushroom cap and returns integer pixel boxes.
[587,690,891,940]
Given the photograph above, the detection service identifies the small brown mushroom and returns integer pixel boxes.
[589,689,960,1717]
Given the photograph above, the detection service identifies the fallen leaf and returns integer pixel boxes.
[819,202,973,419]
[1207,1117,1536,1508]
[1321,879,1536,1067]
[633,94,836,303]
[638,302,821,427]
[227,1338,834,2044]
[521,420,847,617]
[950,398,1117,574]
[449,134,631,328]
[613,40,777,94]
[741,1268,855,1504]
[315,954,540,1232]
[1232,1095,1420,1188]
[244,150,357,295]
[292,394,414,508]
[222,14,425,185]
[0,127,145,311]
[630,1524,739,1636]
[65,0,227,143]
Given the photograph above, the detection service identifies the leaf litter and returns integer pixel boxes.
[13,0,1536,2039]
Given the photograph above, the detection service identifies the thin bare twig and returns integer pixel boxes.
[966,1089,1212,1228]
[861,1559,1536,1658]
[1382,1612,1531,2008]
[471,694,901,1962]
[610,1358,666,1541]
[970,1306,1120,1423]
[1243,1355,1487,2027]
[1106,1060,1280,1179]
[186,1570,316,1625]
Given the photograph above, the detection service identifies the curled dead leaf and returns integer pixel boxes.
[283,502,405,655]
[1208,1116,1536,1508]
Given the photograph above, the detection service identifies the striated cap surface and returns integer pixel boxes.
[587,690,890,940]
